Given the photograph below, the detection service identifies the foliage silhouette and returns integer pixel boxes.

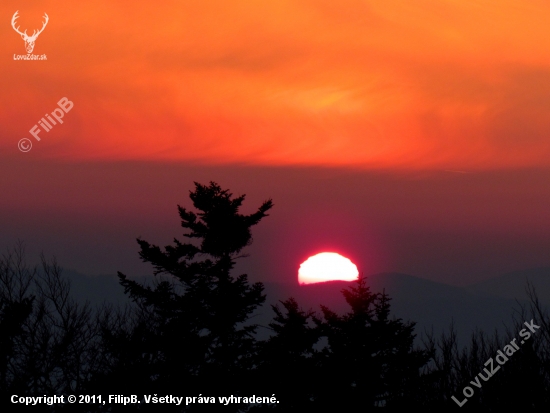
[0,243,102,412]
[419,282,550,411]
[313,279,431,411]
[98,182,273,411]
[250,277,432,412]
[2,183,550,412]
[250,297,319,412]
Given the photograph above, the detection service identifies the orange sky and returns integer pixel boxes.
[2,0,550,169]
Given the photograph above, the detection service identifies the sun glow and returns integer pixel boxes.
[298,252,359,285]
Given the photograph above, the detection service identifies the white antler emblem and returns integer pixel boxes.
[11,11,49,54]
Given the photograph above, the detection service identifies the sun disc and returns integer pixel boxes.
[298,252,359,285]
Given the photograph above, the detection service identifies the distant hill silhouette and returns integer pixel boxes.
[465,267,550,302]
[61,268,548,348]
[259,274,526,347]
[60,269,127,305]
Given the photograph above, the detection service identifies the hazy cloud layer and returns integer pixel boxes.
[2,1,550,169]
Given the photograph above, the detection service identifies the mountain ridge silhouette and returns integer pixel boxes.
[59,267,550,347]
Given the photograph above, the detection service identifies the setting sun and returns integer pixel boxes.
[298,252,359,285]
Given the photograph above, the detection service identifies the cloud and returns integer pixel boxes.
[2,0,550,169]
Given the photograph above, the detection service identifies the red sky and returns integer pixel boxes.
[2,1,550,285]
[2,0,550,168]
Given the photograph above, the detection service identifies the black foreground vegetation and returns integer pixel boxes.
[1,182,549,412]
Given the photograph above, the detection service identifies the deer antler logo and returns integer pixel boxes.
[11,11,49,54]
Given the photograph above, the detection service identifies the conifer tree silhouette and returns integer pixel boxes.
[312,277,431,411]
[251,277,431,412]
[106,182,273,410]
[251,298,319,412]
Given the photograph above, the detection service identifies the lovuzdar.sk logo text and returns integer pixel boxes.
[11,11,48,59]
